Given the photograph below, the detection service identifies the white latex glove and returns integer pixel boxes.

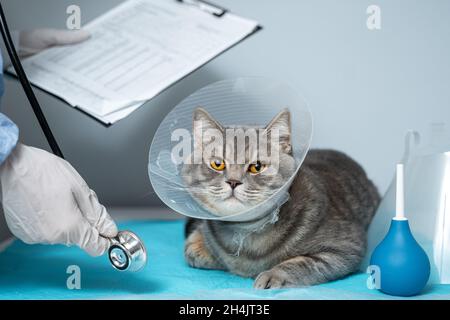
[0,144,117,256]
[18,28,90,58]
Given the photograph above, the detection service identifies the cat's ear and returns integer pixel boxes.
[266,109,292,154]
[193,108,223,144]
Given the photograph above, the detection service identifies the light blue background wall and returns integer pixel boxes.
[1,0,449,208]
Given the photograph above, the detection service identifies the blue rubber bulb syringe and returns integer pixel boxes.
[370,163,430,297]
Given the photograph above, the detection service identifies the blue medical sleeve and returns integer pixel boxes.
[0,113,19,165]
[0,47,19,165]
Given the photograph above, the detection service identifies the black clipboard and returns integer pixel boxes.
[6,0,263,127]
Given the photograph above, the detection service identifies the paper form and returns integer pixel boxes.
[10,0,259,124]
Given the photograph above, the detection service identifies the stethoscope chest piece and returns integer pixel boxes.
[108,231,147,272]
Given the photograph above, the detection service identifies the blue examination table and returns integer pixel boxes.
[1,220,449,300]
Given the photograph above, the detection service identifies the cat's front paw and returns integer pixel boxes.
[254,269,295,289]
[185,230,223,270]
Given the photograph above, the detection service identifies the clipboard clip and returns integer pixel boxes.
[176,0,228,17]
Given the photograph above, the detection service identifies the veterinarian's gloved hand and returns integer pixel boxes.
[17,28,90,58]
[0,144,118,256]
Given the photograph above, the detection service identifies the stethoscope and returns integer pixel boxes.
[0,3,147,272]
[108,231,147,272]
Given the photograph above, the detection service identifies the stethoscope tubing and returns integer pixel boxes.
[0,2,64,158]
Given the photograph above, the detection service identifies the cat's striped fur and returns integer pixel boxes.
[183,109,380,288]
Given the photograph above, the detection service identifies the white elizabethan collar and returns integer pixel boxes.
[148,78,313,222]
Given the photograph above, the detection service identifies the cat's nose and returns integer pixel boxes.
[226,180,243,189]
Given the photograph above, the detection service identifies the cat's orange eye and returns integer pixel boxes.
[248,161,266,174]
[210,159,226,172]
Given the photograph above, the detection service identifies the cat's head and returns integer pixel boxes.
[181,108,296,217]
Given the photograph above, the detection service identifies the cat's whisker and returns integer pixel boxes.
[244,190,264,195]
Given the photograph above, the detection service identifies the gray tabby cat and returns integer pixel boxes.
[182,108,380,289]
